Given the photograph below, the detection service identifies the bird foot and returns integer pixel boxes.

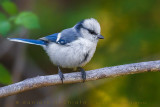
[58,67,64,84]
[78,67,86,82]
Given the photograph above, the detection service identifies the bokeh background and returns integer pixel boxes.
[0,0,160,107]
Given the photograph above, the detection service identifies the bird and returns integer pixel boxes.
[8,18,104,83]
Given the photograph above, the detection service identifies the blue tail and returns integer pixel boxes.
[8,38,47,46]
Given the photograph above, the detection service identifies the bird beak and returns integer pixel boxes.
[97,34,104,39]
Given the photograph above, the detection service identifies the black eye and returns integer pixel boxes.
[88,29,97,35]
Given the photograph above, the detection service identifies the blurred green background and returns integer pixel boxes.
[0,0,160,107]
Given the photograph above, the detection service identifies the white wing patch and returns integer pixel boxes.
[56,33,61,42]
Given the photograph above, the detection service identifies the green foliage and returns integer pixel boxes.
[15,12,40,29]
[1,1,18,15]
[0,2,40,37]
[0,0,10,4]
[0,13,11,36]
[0,64,12,85]
[0,13,6,20]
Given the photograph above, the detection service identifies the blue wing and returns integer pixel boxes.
[40,29,79,45]
[40,33,66,45]
[8,28,80,46]
[44,33,59,42]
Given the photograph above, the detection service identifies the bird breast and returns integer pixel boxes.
[46,38,97,68]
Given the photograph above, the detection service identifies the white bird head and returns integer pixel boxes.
[75,18,104,42]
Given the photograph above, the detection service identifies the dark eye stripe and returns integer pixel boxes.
[82,27,97,35]
[88,29,97,35]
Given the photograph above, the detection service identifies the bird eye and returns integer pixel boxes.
[88,29,97,35]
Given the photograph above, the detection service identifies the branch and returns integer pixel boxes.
[0,60,160,98]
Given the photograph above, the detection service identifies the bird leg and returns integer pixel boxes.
[58,66,64,84]
[78,67,86,82]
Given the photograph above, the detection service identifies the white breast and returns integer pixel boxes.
[45,38,97,68]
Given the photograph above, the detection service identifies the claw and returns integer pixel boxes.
[58,66,64,84]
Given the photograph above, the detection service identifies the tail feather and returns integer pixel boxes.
[8,38,46,46]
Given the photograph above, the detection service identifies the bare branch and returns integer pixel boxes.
[0,60,160,98]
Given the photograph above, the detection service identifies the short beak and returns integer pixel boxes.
[97,34,104,39]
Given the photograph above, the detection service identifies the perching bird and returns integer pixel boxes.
[8,18,104,83]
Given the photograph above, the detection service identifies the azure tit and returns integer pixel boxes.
[8,18,104,83]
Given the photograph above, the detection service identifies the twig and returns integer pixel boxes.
[0,60,160,98]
